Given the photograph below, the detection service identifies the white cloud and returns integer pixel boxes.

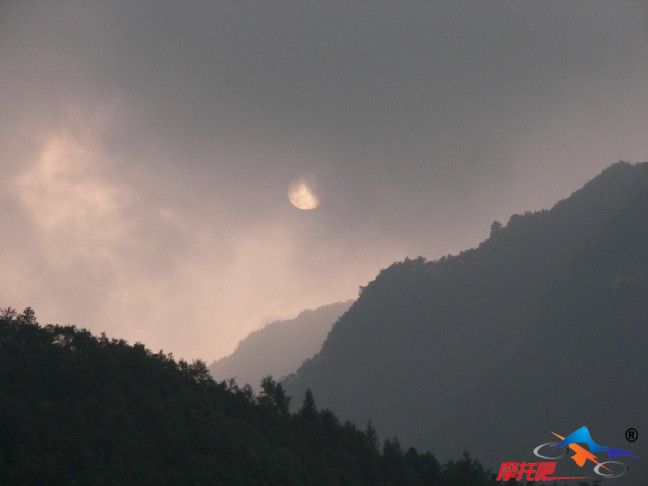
[16,133,130,266]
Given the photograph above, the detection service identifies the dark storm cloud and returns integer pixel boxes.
[1,1,646,360]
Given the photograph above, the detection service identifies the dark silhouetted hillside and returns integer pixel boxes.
[210,301,352,389]
[0,308,511,485]
[284,161,648,485]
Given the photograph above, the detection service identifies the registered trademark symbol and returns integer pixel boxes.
[625,428,638,442]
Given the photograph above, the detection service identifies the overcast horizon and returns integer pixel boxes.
[1,1,646,361]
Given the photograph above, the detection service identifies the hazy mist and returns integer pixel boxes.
[1,1,646,361]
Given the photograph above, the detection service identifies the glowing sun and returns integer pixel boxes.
[287,174,320,210]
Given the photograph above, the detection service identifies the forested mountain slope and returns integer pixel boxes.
[1,308,505,485]
[284,161,648,485]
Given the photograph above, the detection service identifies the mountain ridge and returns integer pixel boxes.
[283,161,648,485]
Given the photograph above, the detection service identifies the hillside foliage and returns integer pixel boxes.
[1,307,502,485]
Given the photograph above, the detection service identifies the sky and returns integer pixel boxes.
[1,1,646,361]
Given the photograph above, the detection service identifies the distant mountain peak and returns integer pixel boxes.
[209,300,353,388]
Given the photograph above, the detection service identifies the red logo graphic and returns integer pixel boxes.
[496,461,587,482]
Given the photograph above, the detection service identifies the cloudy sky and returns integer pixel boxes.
[1,1,646,361]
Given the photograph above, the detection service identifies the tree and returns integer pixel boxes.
[0,307,17,320]
[259,375,291,416]
[489,220,503,237]
[366,421,379,452]
[381,438,406,483]
[299,389,318,421]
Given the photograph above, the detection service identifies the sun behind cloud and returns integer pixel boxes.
[287,174,320,210]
